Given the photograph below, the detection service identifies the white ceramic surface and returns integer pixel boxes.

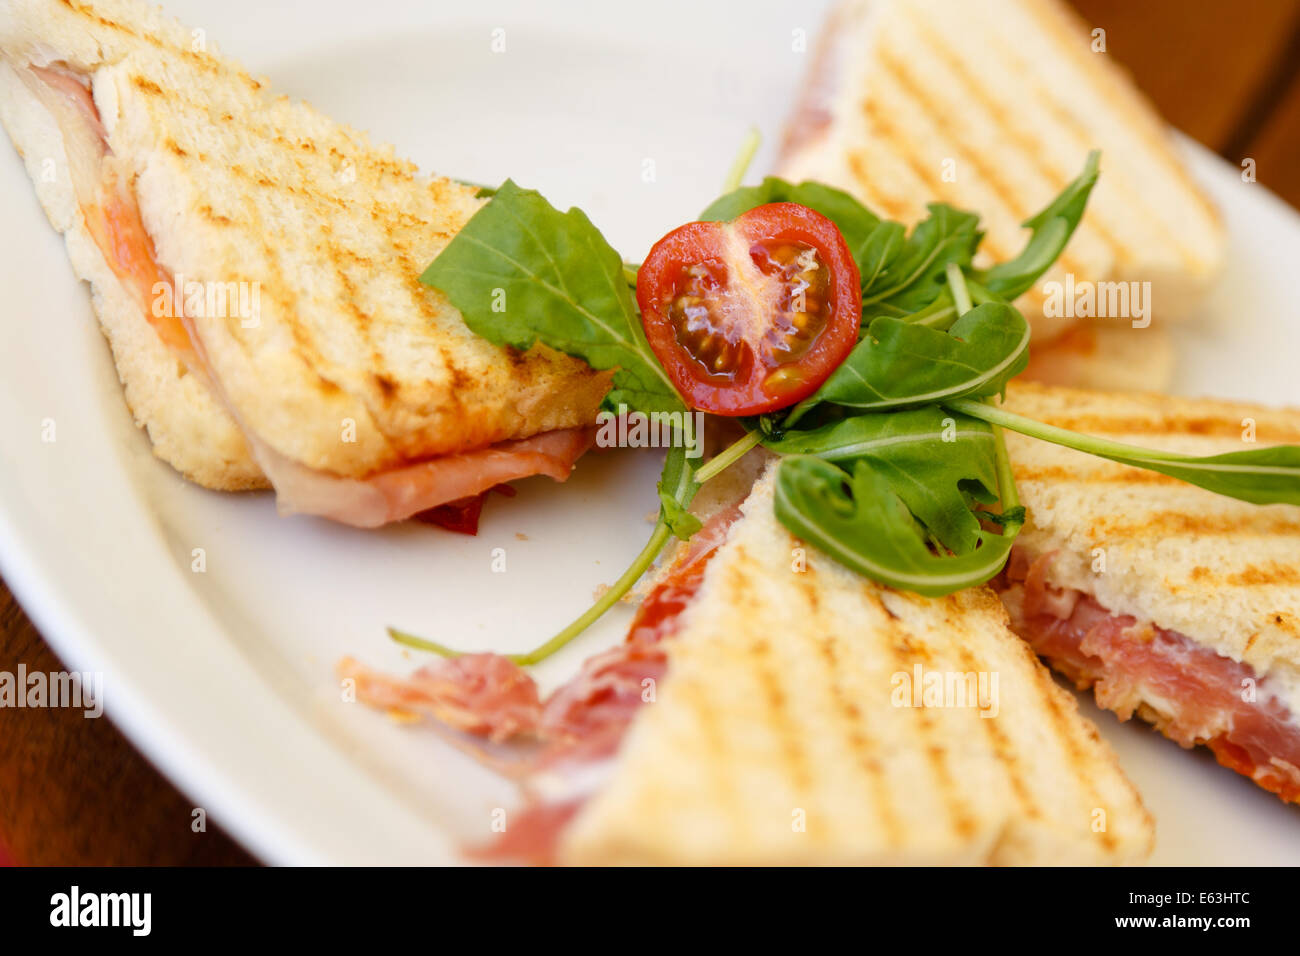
[0,0,1296,864]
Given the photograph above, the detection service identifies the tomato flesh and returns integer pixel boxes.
[638,203,860,416]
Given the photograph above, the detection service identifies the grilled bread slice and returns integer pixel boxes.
[995,382,1300,801]
[0,0,609,492]
[561,466,1155,865]
[779,0,1225,353]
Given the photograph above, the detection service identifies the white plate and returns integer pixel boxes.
[1,0,1298,865]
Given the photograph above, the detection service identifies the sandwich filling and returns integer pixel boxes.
[996,547,1300,803]
[338,502,743,863]
[24,63,592,527]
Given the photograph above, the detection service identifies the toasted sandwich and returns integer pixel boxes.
[0,0,609,521]
[345,464,1154,865]
[993,382,1300,804]
[778,0,1224,389]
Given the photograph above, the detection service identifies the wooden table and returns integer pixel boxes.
[2,0,1298,866]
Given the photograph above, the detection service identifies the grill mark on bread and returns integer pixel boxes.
[901,10,1136,269]
[723,552,813,798]
[1093,512,1300,539]
[65,0,262,86]
[1012,464,1185,487]
[196,203,232,226]
[719,547,816,841]
[63,1,141,40]
[963,6,1210,271]
[676,653,743,853]
[799,565,903,848]
[750,638,812,796]
[874,45,1090,279]
[1013,0,1220,237]
[1031,414,1300,443]
[439,357,472,431]
[383,236,490,410]
[139,86,416,183]
[1187,562,1300,589]
[868,591,936,662]
[1017,636,1118,852]
[952,639,1039,822]
[378,242,481,431]
[874,601,975,841]
[1222,563,1300,588]
[131,75,164,96]
[391,245,457,324]
[1005,383,1300,436]
[855,99,1016,265]
[371,372,399,401]
[209,148,330,399]
[316,222,375,351]
[845,153,911,222]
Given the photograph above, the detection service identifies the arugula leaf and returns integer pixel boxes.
[765,407,1000,553]
[699,177,882,256]
[657,442,702,540]
[861,203,982,319]
[773,455,1021,597]
[855,220,907,293]
[948,399,1300,507]
[420,180,683,414]
[972,151,1099,301]
[810,301,1031,412]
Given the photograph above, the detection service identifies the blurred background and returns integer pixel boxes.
[1068,0,1300,209]
[2,0,1298,867]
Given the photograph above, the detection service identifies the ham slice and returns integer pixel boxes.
[338,653,543,743]
[27,63,594,526]
[997,549,1300,803]
[343,503,745,863]
[250,426,594,528]
[24,66,200,369]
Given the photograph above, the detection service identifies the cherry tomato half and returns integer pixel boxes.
[636,202,861,416]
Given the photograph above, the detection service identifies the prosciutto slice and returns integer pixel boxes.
[338,653,543,743]
[250,426,593,528]
[997,549,1300,803]
[343,503,745,863]
[26,63,593,526]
